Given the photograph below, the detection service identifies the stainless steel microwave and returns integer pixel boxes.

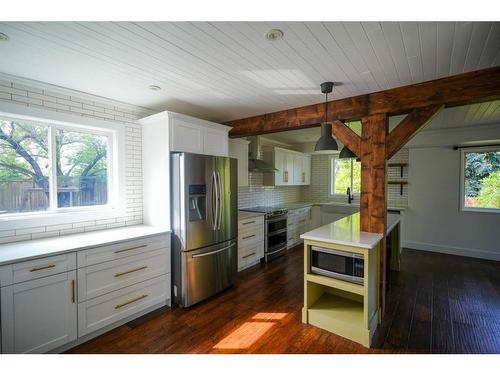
[310,246,364,284]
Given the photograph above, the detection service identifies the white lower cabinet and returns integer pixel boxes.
[78,274,170,337]
[77,249,170,301]
[0,232,170,353]
[287,207,312,249]
[237,215,265,271]
[1,271,77,354]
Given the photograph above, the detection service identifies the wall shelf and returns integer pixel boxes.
[387,163,408,167]
[388,180,408,195]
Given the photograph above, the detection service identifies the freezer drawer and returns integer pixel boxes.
[174,240,237,307]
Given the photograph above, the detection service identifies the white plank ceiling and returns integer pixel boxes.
[0,22,499,123]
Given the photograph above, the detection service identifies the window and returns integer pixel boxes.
[461,147,500,212]
[330,156,361,196]
[0,115,113,216]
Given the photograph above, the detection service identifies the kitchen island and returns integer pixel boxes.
[300,212,400,348]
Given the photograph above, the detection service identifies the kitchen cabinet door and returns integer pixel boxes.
[204,128,229,156]
[169,117,205,153]
[1,271,77,353]
[284,151,295,185]
[228,139,249,186]
[274,148,286,185]
[302,155,311,185]
[293,154,303,185]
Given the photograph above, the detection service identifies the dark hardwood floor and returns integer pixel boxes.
[67,246,500,354]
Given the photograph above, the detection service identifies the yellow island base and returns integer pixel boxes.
[300,213,383,348]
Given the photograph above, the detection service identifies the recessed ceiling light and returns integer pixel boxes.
[148,85,161,91]
[0,32,9,42]
[265,29,284,41]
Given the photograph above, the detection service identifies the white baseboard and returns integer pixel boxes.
[403,241,500,261]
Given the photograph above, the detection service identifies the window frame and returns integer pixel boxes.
[0,102,126,230]
[459,145,500,214]
[328,155,361,199]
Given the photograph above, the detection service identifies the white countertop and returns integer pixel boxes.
[0,225,169,266]
[313,201,406,212]
[238,210,265,220]
[300,212,400,250]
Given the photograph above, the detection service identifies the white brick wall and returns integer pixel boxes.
[0,75,154,244]
[238,172,303,208]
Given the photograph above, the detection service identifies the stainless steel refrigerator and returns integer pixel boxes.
[171,152,237,307]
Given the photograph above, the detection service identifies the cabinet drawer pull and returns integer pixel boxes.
[242,220,256,225]
[114,244,147,254]
[242,252,256,259]
[299,219,306,223]
[30,264,56,272]
[114,294,148,309]
[71,279,76,303]
[114,266,148,278]
[242,234,256,240]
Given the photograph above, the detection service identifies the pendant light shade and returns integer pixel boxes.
[339,145,357,159]
[314,123,338,153]
[314,81,338,153]
[339,121,357,159]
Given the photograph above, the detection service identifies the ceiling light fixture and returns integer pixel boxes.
[0,32,9,42]
[148,85,162,91]
[265,29,284,41]
[339,122,357,159]
[314,82,338,153]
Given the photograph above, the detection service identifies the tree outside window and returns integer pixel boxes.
[463,148,500,210]
[0,117,110,215]
[331,156,361,196]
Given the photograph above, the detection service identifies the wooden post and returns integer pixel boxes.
[360,113,388,314]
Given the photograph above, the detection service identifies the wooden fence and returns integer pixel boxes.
[0,178,107,214]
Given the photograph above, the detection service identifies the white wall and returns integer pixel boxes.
[403,124,500,261]
[0,73,153,244]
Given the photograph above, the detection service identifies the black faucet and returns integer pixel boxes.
[347,187,353,204]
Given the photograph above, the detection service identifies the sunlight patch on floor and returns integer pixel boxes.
[213,322,275,349]
[252,312,288,320]
[213,312,289,350]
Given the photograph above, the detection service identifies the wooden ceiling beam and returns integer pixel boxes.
[386,105,444,159]
[227,66,500,138]
[331,120,361,157]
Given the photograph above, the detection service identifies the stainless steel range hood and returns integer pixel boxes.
[248,136,278,173]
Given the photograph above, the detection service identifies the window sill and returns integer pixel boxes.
[460,207,500,214]
[0,207,126,231]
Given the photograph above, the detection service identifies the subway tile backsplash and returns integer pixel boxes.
[239,148,409,210]
[238,172,303,208]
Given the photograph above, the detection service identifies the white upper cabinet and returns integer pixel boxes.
[293,153,303,185]
[273,148,286,185]
[228,138,250,187]
[139,110,231,157]
[170,113,229,156]
[169,117,204,154]
[302,154,311,185]
[263,147,311,186]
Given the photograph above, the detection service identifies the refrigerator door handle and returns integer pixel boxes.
[192,242,236,258]
[211,170,217,230]
[213,170,220,231]
[217,171,222,230]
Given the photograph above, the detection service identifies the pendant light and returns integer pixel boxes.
[314,82,338,153]
[339,122,357,159]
